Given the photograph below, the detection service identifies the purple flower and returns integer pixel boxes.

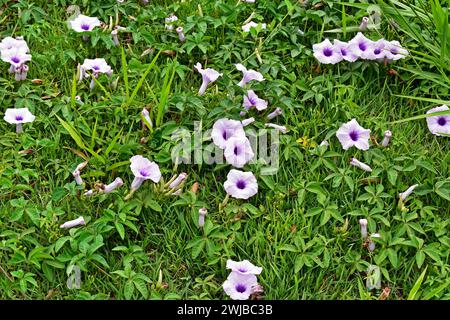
[224,169,258,199]
[72,170,84,185]
[129,155,161,191]
[103,178,124,193]
[3,108,35,133]
[224,136,254,168]
[241,117,255,126]
[350,157,372,172]
[243,90,268,111]
[81,58,112,77]
[426,105,450,136]
[198,208,207,227]
[169,172,187,189]
[399,184,419,202]
[336,119,371,150]
[1,47,31,68]
[359,17,369,31]
[0,36,29,53]
[265,123,287,133]
[141,108,153,129]
[312,39,343,64]
[194,62,222,95]
[226,259,262,275]
[223,272,258,300]
[381,130,392,147]
[60,216,86,229]
[176,27,185,42]
[365,39,387,60]
[359,219,368,240]
[235,63,264,87]
[384,40,409,61]
[348,32,374,59]
[70,14,101,33]
[211,118,246,149]
[164,14,178,31]
[267,107,282,120]
[333,40,359,62]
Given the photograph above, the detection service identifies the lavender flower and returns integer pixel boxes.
[165,14,178,31]
[265,123,287,134]
[241,117,255,126]
[381,130,392,147]
[3,108,35,133]
[223,272,258,300]
[336,119,371,150]
[359,218,368,240]
[333,39,359,62]
[169,172,188,189]
[224,136,254,168]
[198,208,207,227]
[80,58,112,77]
[111,29,120,46]
[348,32,374,59]
[359,17,369,31]
[365,39,387,60]
[60,216,86,229]
[1,47,32,69]
[103,178,124,193]
[211,118,246,149]
[70,14,101,33]
[350,158,372,172]
[226,259,262,276]
[243,90,268,111]
[194,62,222,95]
[426,105,450,136]
[267,107,282,120]
[235,63,264,87]
[129,155,161,191]
[72,170,83,185]
[176,27,185,42]
[399,184,419,202]
[141,108,153,129]
[384,40,409,61]
[312,39,343,64]
[368,233,380,252]
[224,169,258,200]
[0,36,29,53]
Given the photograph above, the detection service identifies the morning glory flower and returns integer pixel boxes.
[194,62,222,95]
[242,21,266,32]
[336,119,371,150]
[312,39,343,64]
[223,272,258,300]
[14,64,29,81]
[72,170,84,185]
[426,105,450,136]
[176,27,186,42]
[235,63,264,87]
[224,136,254,168]
[226,259,262,276]
[265,123,287,134]
[359,17,369,31]
[333,39,359,62]
[70,14,101,32]
[224,169,258,200]
[359,218,368,240]
[60,216,86,229]
[368,233,380,252]
[198,208,207,227]
[3,108,35,133]
[81,58,112,77]
[348,32,374,59]
[129,155,161,191]
[381,130,392,147]
[0,36,29,53]
[243,90,268,111]
[241,117,255,126]
[267,107,282,120]
[365,39,387,60]
[1,47,32,68]
[211,118,246,149]
[102,177,124,193]
[169,172,188,189]
[350,157,372,172]
[384,40,409,61]
[165,14,178,31]
[141,108,153,129]
[399,184,419,202]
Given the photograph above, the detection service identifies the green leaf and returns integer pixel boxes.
[124,280,135,300]
[133,278,148,299]
[407,267,427,300]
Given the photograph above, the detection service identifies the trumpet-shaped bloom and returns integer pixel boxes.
[226,259,262,276]
[426,105,450,136]
[0,36,29,53]
[399,184,419,202]
[336,119,371,150]
[243,90,267,111]
[365,39,387,60]
[235,63,264,87]
[384,40,409,61]
[223,272,258,300]
[348,32,374,59]
[224,136,254,168]
[312,39,343,64]
[224,169,258,199]
[333,39,359,62]
[81,58,112,77]
[194,62,222,95]
[211,118,246,149]
[129,155,161,190]
[350,158,372,172]
[4,108,35,124]
[70,14,101,32]
[1,47,31,68]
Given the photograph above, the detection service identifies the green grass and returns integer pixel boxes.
[0,0,449,300]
